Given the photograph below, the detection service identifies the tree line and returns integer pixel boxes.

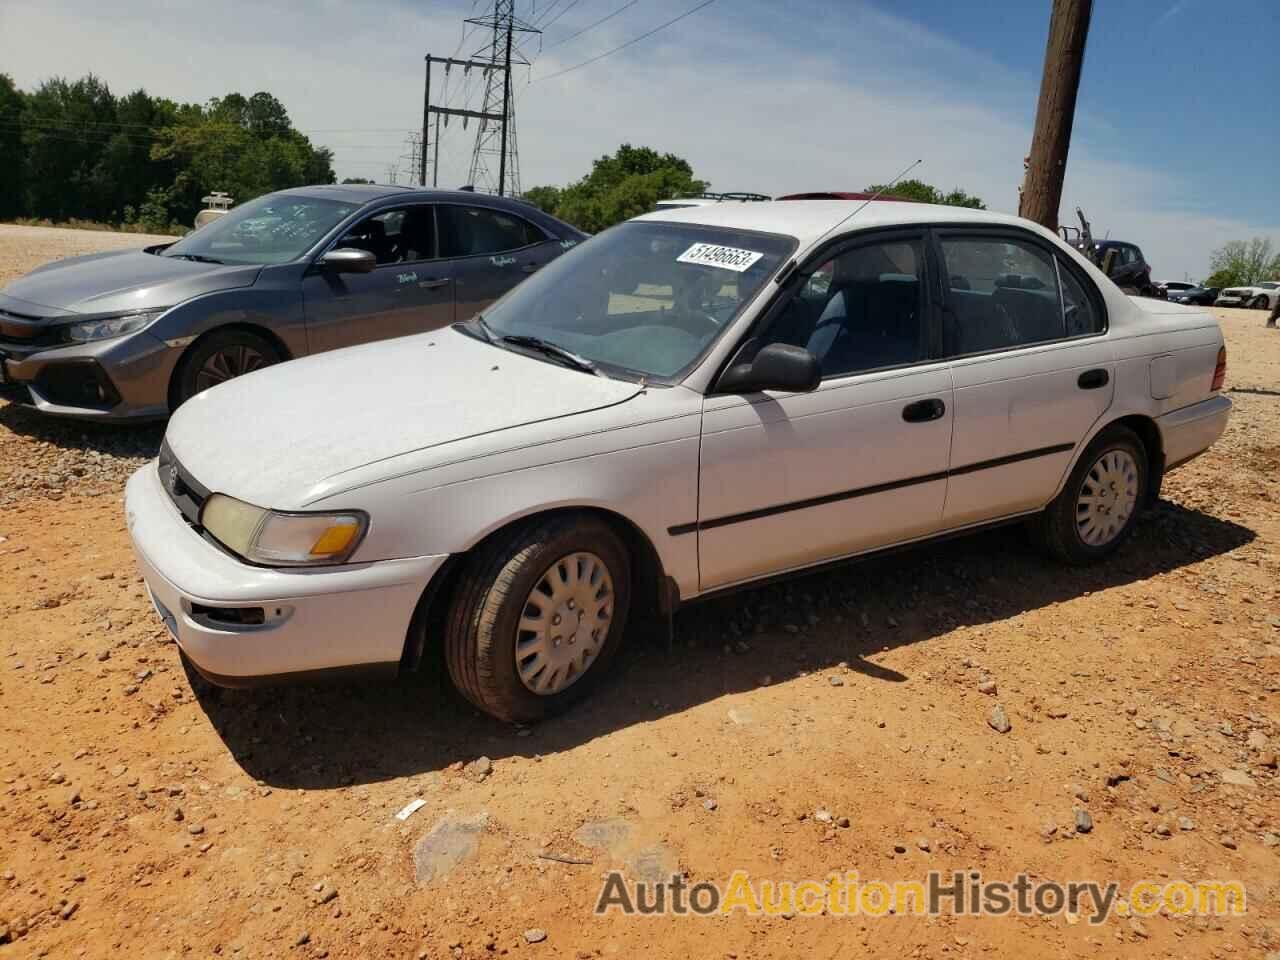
[0,73,335,233]
[1205,237,1280,289]
[522,145,987,233]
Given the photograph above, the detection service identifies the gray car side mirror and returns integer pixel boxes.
[320,248,377,274]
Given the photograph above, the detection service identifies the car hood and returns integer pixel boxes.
[2,249,260,316]
[165,328,644,508]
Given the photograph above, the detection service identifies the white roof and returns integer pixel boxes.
[634,199,1041,251]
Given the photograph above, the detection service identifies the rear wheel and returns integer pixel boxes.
[171,329,282,410]
[443,515,631,722]
[1036,426,1147,565]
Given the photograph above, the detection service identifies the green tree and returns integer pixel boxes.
[1206,237,1280,288]
[863,178,986,209]
[522,143,706,232]
[0,74,24,218]
[21,75,118,221]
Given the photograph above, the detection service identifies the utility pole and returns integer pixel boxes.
[465,0,538,196]
[1018,0,1092,232]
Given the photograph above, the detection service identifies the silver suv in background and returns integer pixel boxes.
[0,184,586,420]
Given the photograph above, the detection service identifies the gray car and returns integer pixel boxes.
[0,184,586,420]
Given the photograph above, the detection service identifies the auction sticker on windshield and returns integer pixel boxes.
[677,243,764,273]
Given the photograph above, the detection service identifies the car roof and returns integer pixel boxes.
[633,199,1038,249]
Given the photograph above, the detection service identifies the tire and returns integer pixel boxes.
[443,515,631,722]
[171,328,283,410]
[1036,425,1147,565]
[1251,295,1271,310]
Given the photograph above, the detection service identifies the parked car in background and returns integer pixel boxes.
[653,192,770,211]
[0,184,586,420]
[1089,240,1159,297]
[193,191,234,230]
[126,200,1230,721]
[1215,281,1279,310]
[1158,281,1196,297]
[1166,285,1219,306]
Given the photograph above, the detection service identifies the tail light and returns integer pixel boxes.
[1212,346,1227,392]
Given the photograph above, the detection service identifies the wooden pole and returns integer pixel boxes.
[1018,0,1092,232]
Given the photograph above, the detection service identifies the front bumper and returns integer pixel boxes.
[0,330,177,420]
[125,461,449,685]
[1158,394,1232,471]
[1214,297,1246,308]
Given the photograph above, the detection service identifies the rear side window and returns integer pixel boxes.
[941,236,1063,354]
[439,206,547,258]
[1059,260,1103,336]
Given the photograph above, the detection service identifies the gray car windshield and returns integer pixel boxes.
[478,221,795,379]
[162,195,360,265]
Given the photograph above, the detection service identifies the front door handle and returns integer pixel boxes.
[418,278,449,290]
[902,398,946,423]
[1077,368,1109,390]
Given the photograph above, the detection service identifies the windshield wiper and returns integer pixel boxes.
[167,253,225,264]
[499,335,598,375]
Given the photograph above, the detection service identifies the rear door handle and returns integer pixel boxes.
[1077,368,1109,390]
[902,398,946,423]
[521,263,540,274]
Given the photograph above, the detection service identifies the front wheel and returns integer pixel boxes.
[171,328,283,410]
[1035,426,1147,565]
[1251,295,1271,310]
[443,515,631,722]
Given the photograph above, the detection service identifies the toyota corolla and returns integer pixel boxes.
[126,200,1231,721]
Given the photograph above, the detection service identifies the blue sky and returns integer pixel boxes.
[1,0,1277,280]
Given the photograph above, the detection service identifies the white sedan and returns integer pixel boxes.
[125,201,1232,721]
[1215,281,1279,310]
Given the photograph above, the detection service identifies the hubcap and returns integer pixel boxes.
[515,551,614,695]
[1075,449,1139,547]
[195,345,271,393]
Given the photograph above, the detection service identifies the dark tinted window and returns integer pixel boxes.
[755,238,927,377]
[941,236,1064,354]
[336,205,436,265]
[439,205,546,258]
[1060,259,1103,336]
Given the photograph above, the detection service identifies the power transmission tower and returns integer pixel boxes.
[1019,0,1092,232]
[465,1,539,196]
[402,133,423,184]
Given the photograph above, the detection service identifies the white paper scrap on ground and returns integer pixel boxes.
[395,798,427,821]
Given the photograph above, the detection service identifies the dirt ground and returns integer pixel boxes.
[0,225,1277,959]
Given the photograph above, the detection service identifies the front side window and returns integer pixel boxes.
[477,221,795,379]
[336,206,435,265]
[439,205,546,258]
[941,235,1065,354]
[751,238,927,378]
[162,194,360,265]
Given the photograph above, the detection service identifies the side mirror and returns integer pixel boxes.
[319,248,377,274]
[717,342,821,394]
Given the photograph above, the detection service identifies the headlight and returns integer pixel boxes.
[62,309,166,343]
[200,493,368,566]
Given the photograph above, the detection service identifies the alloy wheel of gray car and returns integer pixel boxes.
[195,345,271,393]
[172,328,283,409]
[1251,295,1270,310]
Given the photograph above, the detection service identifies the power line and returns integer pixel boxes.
[533,0,715,81]
[536,0,585,31]
[543,0,638,49]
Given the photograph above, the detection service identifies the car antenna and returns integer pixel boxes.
[774,158,922,286]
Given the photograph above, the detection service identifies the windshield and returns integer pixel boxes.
[162,194,360,265]
[478,221,795,379]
